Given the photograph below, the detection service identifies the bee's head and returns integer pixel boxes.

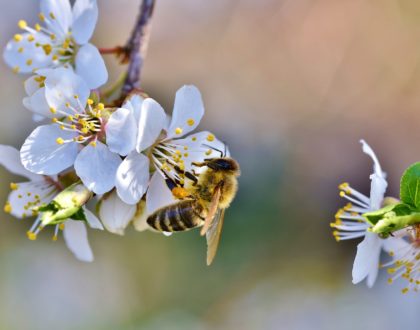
[205,157,240,175]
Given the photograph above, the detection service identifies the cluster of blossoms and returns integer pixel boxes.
[332,140,420,294]
[1,0,226,262]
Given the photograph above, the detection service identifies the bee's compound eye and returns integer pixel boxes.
[210,159,235,171]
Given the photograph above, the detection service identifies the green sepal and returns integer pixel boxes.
[371,212,420,236]
[400,162,420,209]
[363,203,412,226]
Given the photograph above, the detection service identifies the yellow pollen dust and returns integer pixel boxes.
[10,182,19,190]
[14,34,23,42]
[175,127,183,135]
[207,134,215,142]
[26,231,37,241]
[172,187,189,199]
[18,20,27,29]
[56,137,64,145]
[187,118,195,126]
[3,202,12,213]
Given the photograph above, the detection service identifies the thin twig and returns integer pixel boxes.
[122,0,155,96]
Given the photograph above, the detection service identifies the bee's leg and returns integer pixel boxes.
[174,165,198,186]
[162,171,181,190]
[192,161,207,167]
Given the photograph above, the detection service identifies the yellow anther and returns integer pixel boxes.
[339,191,346,197]
[207,133,215,142]
[90,141,97,147]
[27,231,37,240]
[52,235,58,241]
[402,288,409,294]
[172,187,189,199]
[13,66,20,74]
[50,107,56,114]
[65,102,70,108]
[56,137,64,145]
[389,251,395,257]
[10,183,19,190]
[60,125,65,130]
[184,146,188,151]
[52,55,58,61]
[42,44,52,55]
[184,153,189,157]
[387,278,393,284]
[192,136,197,142]
[18,194,22,199]
[97,103,104,110]
[59,223,65,230]
[205,149,212,156]
[39,13,46,22]
[3,202,12,213]
[26,59,33,66]
[27,35,35,42]
[387,268,396,274]
[71,125,76,129]
[50,34,56,41]
[52,118,58,124]
[81,127,89,134]
[14,34,23,42]
[187,118,195,126]
[175,150,181,155]
[62,40,70,49]
[18,20,27,29]
[35,23,41,32]
[49,12,56,20]
[175,127,183,135]
[18,47,24,53]
[87,99,94,105]
[73,94,79,99]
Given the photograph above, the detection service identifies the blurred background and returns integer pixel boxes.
[1,0,420,329]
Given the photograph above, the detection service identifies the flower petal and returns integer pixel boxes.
[44,67,90,116]
[3,33,53,73]
[40,0,72,37]
[75,43,108,89]
[98,190,136,235]
[115,151,150,205]
[106,107,137,156]
[20,124,79,175]
[352,232,382,288]
[132,200,149,232]
[136,98,167,152]
[146,172,176,214]
[7,180,57,218]
[72,0,98,45]
[166,85,204,139]
[122,93,145,122]
[74,141,121,195]
[63,220,94,262]
[83,206,104,230]
[0,145,41,181]
[23,87,51,118]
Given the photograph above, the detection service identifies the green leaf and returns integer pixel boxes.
[400,162,420,209]
[364,203,412,226]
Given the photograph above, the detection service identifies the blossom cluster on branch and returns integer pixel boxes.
[1,0,226,262]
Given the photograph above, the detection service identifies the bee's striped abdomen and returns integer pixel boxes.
[147,200,204,232]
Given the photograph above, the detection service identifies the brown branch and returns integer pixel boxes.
[122,0,155,96]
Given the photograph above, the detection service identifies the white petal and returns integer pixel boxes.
[0,145,41,181]
[72,0,98,45]
[74,142,121,195]
[166,85,204,139]
[146,172,176,214]
[132,200,149,232]
[44,67,90,116]
[63,220,94,262]
[40,0,72,37]
[136,98,167,152]
[75,44,108,89]
[106,107,137,156]
[352,232,382,288]
[382,236,409,254]
[23,87,51,118]
[20,125,79,175]
[83,206,104,230]
[115,152,150,205]
[8,180,57,218]
[171,131,227,173]
[98,190,136,235]
[122,93,145,122]
[3,33,53,73]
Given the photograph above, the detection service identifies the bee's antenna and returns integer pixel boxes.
[202,144,223,157]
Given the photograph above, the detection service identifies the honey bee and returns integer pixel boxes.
[147,147,240,265]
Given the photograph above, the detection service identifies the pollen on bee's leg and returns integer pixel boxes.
[172,187,189,199]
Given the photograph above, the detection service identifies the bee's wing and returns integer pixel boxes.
[200,184,222,236]
[206,208,225,266]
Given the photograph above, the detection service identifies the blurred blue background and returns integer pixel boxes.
[1,0,420,329]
